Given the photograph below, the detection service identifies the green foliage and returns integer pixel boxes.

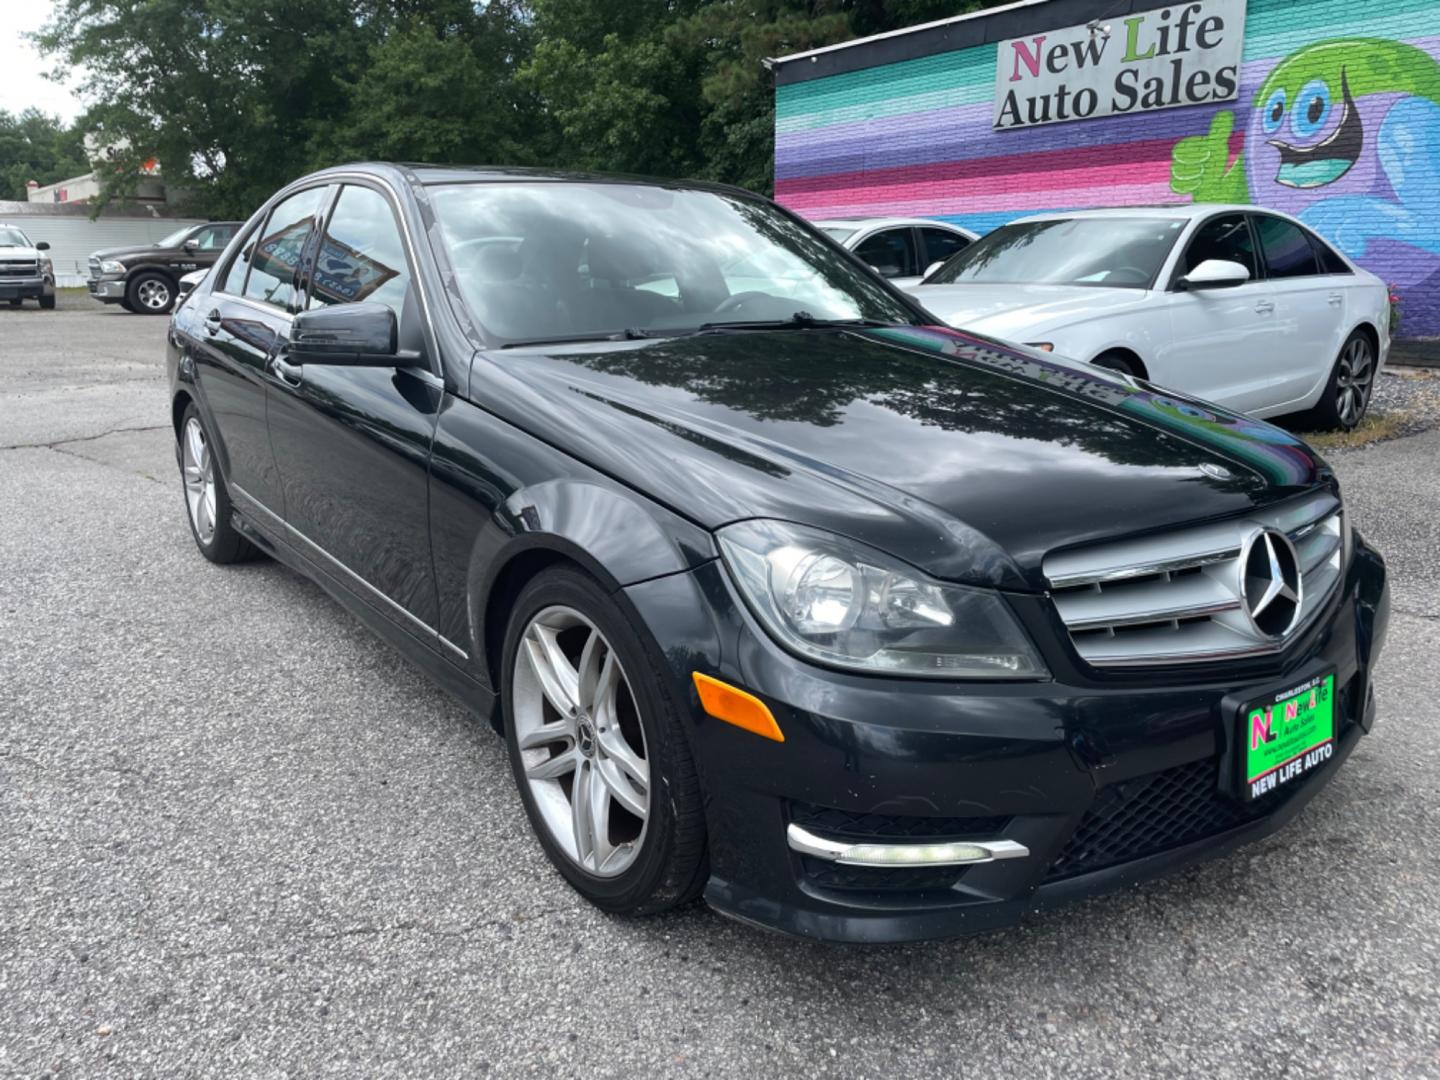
[25,0,1009,217]
[0,109,88,202]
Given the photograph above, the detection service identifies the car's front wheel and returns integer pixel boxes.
[178,403,258,564]
[1309,330,1376,431]
[501,567,707,915]
[128,271,175,315]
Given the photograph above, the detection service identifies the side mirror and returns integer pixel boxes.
[288,302,405,367]
[1180,259,1250,290]
[36,241,50,251]
[182,239,199,252]
[923,261,944,280]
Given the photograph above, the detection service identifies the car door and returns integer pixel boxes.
[1156,212,1280,412]
[192,187,331,515]
[264,181,444,635]
[853,227,922,287]
[1251,213,1345,412]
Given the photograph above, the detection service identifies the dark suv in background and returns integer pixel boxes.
[88,221,241,314]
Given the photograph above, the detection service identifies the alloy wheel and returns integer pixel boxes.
[512,605,650,877]
[1335,336,1374,428]
[182,417,217,544]
[138,278,171,311]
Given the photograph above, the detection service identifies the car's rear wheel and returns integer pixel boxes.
[179,404,258,564]
[128,271,174,315]
[501,567,706,915]
[1308,330,1376,431]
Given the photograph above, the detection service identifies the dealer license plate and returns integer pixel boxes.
[1241,672,1335,801]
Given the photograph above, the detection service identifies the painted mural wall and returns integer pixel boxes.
[774,0,1440,338]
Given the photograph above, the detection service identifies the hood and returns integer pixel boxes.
[90,243,168,261]
[907,282,1149,341]
[472,325,1330,590]
[0,245,45,260]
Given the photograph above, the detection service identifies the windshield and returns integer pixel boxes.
[156,225,195,248]
[428,183,917,344]
[0,227,31,247]
[926,217,1186,289]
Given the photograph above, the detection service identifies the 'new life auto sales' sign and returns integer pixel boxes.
[993,0,1246,129]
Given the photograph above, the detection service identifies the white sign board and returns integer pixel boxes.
[994,0,1247,129]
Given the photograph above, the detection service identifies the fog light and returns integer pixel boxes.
[787,824,1028,867]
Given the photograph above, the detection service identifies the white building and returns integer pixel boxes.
[0,202,203,287]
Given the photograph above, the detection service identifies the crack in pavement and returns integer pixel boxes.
[0,423,168,452]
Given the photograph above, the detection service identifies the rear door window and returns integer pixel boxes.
[243,187,330,313]
[1307,230,1351,274]
[920,227,971,270]
[1253,214,1319,279]
[1181,214,1258,280]
[854,228,919,279]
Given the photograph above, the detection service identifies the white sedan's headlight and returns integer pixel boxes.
[99,259,126,274]
[719,519,1048,679]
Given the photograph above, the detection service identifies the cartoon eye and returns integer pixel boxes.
[1261,88,1286,134]
[1291,79,1332,140]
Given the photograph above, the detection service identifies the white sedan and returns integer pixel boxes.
[908,206,1389,430]
[817,217,977,290]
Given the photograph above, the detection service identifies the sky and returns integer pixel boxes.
[0,0,85,123]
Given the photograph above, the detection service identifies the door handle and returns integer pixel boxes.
[272,354,304,387]
[203,308,222,335]
[1328,293,1344,305]
[1254,300,1275,314]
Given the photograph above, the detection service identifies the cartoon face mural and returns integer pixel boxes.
[1173,37,1440,335]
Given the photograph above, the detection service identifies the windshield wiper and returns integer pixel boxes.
[694,312,899,335]
[499,327,656,349]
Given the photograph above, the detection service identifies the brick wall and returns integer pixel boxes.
[775,0,1440,339]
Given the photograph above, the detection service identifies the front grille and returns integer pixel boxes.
[789,802,1010,893]
[87,256,101,280]
[1044,759,1275,881]
[1045,491,1343,667]
[0,258,38,277]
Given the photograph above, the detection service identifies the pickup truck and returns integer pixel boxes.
[88,221,241,314]
[0,224,56,309]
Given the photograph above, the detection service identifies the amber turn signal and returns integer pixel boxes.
[692,673,784,742]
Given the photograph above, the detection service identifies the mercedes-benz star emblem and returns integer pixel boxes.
[576,715,597,758]
[1240,528,1303,638]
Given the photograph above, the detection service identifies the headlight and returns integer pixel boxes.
[99,259,126,274]
[718,520,1048,679]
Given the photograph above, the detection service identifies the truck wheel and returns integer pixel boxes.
[39,293,55,310]
[127,272,175,315]
[7,298,20,308]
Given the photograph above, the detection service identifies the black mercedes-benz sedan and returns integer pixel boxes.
[166,163,1390,943]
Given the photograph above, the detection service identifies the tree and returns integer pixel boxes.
[0,109,88,201]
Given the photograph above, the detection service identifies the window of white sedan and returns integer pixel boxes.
[925,218,1185,290]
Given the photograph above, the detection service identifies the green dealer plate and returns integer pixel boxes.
[1242,673,1335,802]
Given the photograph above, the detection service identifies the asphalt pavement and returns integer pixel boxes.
[2,293,1438,1078]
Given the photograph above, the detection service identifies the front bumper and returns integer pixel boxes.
[87,277,126,304]
[622,535,1390,943]
[0,275,52,300]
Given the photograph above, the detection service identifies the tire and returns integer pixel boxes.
[39,292,55,310]
[501,566,707,916]
[1305,330,1376,431]
[7,298,20,308]
[1092,350,1139,377]
[178,403,259,564]
[127,271,175,315]
[119,297,137,313]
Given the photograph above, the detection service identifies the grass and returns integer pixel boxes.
[1300,409,1411,451]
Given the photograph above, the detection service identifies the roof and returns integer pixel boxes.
[768,0,1171,86]
[815,216,977,232]
[307,162,760,200]
[1008,204,1254,223]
